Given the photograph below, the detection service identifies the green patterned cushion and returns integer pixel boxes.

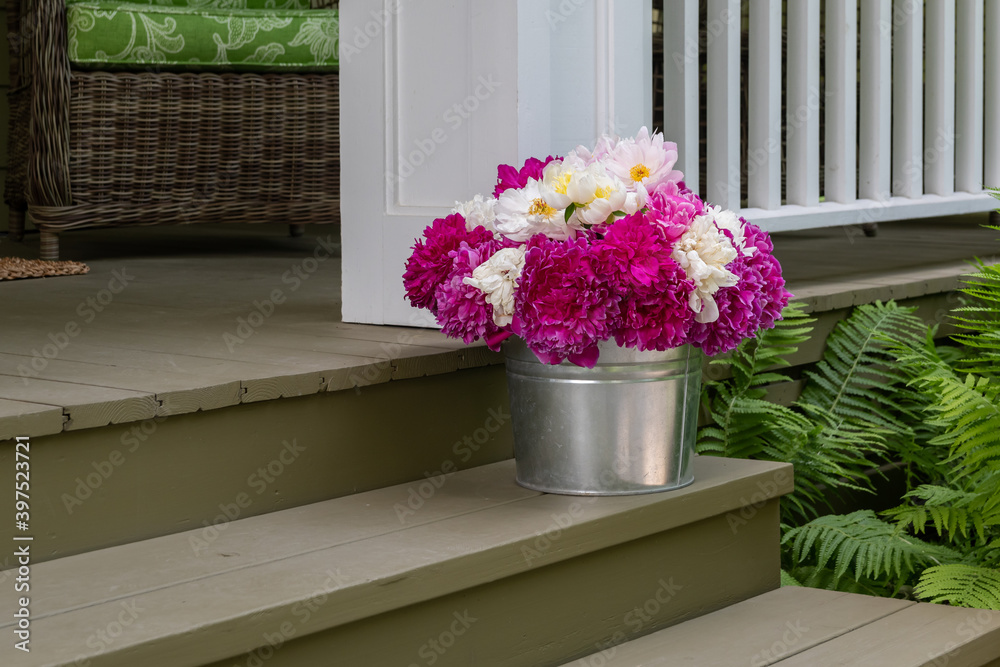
[98,1,313,8]
[86,1,312,8]
[66,0,338,71]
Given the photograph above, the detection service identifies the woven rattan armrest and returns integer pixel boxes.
[20,0,71,209]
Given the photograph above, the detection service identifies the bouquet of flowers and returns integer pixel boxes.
[403,128,790,367]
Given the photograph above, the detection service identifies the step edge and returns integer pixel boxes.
[0,457,792,666]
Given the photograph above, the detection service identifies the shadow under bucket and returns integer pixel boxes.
[503,337,701,496]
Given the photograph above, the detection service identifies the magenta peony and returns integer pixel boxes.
[403,213,494,314]
[688,220,791,356]
[512,235,619,367]
[591,213,696,350]
[614,277,695,351]
[493,156,558,198]
[592,212,677,290]
[433,240,504,345]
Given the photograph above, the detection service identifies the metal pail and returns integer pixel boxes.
[503,337,701,495]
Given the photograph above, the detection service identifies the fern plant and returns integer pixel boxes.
[950,246,1000,379]
[877,249,1000,609]
[915,564,1000,609]
[882,481,1000,545]
[782,510,962,596]
[702,230,1000,609]
[799,301,926,437]
[699,300,924,522]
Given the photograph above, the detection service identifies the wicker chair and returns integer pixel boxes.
[5,0,340,259]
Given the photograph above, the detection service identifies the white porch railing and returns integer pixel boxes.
[659,0,1000,232]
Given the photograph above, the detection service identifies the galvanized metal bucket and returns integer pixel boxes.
[503,337,701,496]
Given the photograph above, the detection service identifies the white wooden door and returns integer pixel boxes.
[340,0,652,327]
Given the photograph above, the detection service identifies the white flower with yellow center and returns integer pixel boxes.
[568,163,629,228]
[494,179,571,242]
[671,214,740,323]
[701,204,755,257]
[538,160,576,210]
[463,246,526,326]
[453,194,498,233]
[541,161,627,228]
[606,126,684,192]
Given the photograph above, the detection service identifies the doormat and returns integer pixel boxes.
[0,257,90,280]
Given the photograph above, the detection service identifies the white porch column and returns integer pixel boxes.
[340,0,652,327]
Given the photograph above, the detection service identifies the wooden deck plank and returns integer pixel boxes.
[0,457,792,666]
[564,587,911,666]
[0,353,243,415]
[0,398,64,439]
[0,322,443,375]
[0,339,304,380]
[777,601,1000,667]
[456,344,505,369]
[240,371,325,402]
[0,329,389,396]
[790,258,986,311]
[0,377,157,430]
[0,462,539,620]
[1,366,515,563]
[0,457,789,626]
[276,320,460,347]
[0,338,344,401]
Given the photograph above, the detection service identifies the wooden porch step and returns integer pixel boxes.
[564,586,1000,667]
[0,456,792,666]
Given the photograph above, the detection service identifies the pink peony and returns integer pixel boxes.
[403,213,495,314]
[688,220,791,356]
[434,240,505,345]
[493,156,558,198]
[512,235,619,367]
[644,181,704,242]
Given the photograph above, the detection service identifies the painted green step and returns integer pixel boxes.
[563,586,1000,667]
[0,456,792,666]
[0,364,514,564]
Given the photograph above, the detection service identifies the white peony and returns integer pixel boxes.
[671,214,739,324]
[494,179,572,242]
[700,204,755,257]
[453,194,498,233]
[541,161,627,229]
[538,160,576,210]
[463,246,526,326]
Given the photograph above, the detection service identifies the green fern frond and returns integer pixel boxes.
[700,302,901,522]
[780,569,803,587]
[883,482,1000,544]
[699,302,814,460]
[951,260,1000,377]
[967,540,1000,568]
[915,564,1000,609]
[925,374,1000,471]
[783,510,962,586]
[800,301,926,436]
[710,300,815,385]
